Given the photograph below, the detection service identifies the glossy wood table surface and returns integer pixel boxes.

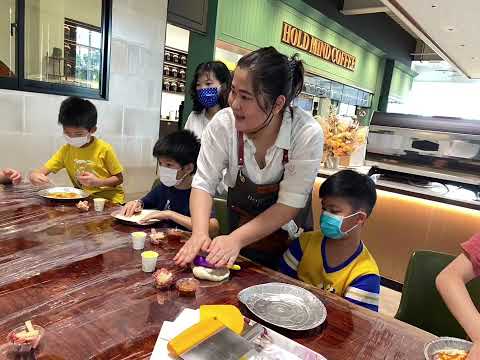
[0,184,435,359]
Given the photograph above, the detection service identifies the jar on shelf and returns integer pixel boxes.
[180,55,187,65]
[179,83,185,93]
[163,80,170,91]
[165,51,171,62]
[170,81,178,92]
[179,69,186,80]
[172,53,179,63]
[163,65,170,76]
[171,67,178,78]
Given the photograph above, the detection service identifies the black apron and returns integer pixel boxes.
[226,131,291,269]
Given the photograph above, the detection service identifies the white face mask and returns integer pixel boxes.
[159,166,183,187]
[64,134,90,148]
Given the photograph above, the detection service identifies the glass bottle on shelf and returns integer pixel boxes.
[180,55,187,65]
[171,67,178,78]
[172,53,179,63]
[163,65,170,76]
[163,80,170,91]
[179,69,186,80]
[171,81,178,92]
[165,51,171,62]
[179,83,185,93]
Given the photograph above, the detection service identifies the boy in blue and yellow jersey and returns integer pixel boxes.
[280,170,380,311]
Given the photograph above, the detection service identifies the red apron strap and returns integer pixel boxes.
[238,131,245,167]
[282,149,289,165]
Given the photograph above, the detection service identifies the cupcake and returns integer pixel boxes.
[153,268,174,289]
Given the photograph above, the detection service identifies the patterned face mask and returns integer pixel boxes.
[197,87,220,108]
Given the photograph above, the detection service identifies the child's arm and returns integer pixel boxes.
[29,166,52,185]
[77,172,123,188]
[279,238,303,279]
[344,274,380,312]
[141,210,220,237]
[0,168,22,185]
[436,253,480,343]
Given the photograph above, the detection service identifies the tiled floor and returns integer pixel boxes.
[379,286,402,317]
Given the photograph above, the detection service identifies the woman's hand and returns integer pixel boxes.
[174,233,212,267]
[467,342,480,359]
[206,235,241,268]
[121,200,143,217]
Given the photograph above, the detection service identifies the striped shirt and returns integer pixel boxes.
[280,231,380,312]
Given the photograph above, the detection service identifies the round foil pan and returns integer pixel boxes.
[238,282,327,331]
[38,187,89,200]
[424,337,472,360]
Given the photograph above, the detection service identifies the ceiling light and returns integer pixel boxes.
[446,27,455,32]
[460,44,465,47]
[431,4,437,8]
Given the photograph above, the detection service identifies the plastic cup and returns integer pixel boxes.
[141,250,159,272]
[93,198,106,212]
[131,231,146,250]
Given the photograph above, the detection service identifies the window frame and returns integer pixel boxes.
[0,0,112,100]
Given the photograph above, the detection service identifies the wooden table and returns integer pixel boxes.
[0,184,435,359]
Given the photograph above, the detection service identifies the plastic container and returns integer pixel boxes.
[176,278,199,296]
[131,231,146,250]
[93,198,106,212]
[7,324,45,351]
[141,250,158,272]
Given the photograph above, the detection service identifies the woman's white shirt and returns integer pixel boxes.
[184,110,209,140]
[192,106,324,208]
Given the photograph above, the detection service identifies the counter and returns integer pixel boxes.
[314,163,480,285]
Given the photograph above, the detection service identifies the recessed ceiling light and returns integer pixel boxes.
[446,27,455,32]
[431,4,437,8]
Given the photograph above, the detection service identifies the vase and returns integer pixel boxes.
[324,155,340,169]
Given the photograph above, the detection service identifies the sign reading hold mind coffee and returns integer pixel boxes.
[281,22,357,72]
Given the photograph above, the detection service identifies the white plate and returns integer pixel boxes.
[238,282,327,331]
[111,209,161,225]
[424,337,472,360]
[38,186,89,200]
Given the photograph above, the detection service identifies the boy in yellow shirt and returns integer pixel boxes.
[280,170,380,311]
[29,97,125,204]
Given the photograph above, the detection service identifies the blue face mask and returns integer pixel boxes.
[197,87,220,109]
[320,211,362,240]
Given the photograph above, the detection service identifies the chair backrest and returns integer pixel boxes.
[395,250,480,338]
[213,197,229,235]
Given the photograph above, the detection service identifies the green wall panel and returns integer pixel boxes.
[390,63,416,100]
[217,0,384,93]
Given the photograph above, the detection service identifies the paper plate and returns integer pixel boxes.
[111,209,161,225]
[238,282,327,331]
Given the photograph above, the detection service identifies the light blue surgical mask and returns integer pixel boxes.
[320,211,363,240]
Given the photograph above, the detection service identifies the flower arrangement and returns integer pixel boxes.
[315,106,368,167]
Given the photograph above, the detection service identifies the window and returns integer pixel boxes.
[0,0,112,99]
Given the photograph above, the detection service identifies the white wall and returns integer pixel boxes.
[0,0,168,196]
[165,24,189,52]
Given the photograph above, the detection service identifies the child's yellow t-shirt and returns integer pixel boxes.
[44,138,125,204]
[279,230,380,311]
